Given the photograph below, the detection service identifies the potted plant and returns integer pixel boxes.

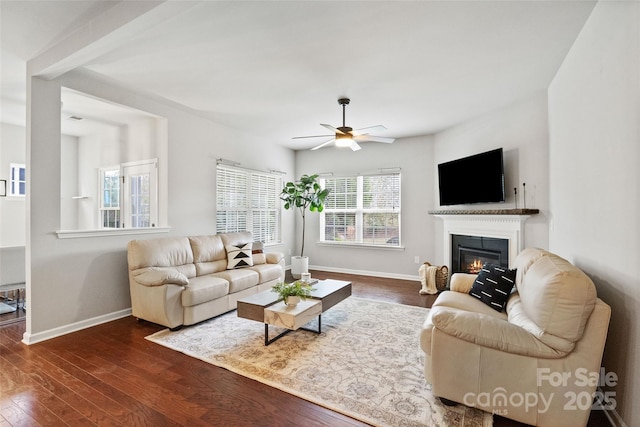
[271,280,316,306]
[280,174,330,278]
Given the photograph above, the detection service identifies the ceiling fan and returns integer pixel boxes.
[293,98,395,151]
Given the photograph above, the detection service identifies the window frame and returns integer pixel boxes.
[216,164,282,245]
[98,166,121,229]
[320,172,401,248]
[9,163,26,197]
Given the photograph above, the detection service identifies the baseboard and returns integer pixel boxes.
[308,264,420,282]
[22,308,132,345]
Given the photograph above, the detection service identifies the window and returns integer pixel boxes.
[122,160,157,228]
[100,168,120,228]
[216,165,281,244]
[9,163,26,197]
[320,173,401,246]
[97,160,157,229]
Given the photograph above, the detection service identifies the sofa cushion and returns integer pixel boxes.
[252,241,267,265]
[226,243,254,269]
[249,263,282,283]
[433,290,509,320]
[127,237,194,271]
[513,247,549,287]
[189,235,228,275]
[507,293,576,353]
[516,253,597,343]
[182,275,229,307]
[469,264,516,312]
[212,269,259,293]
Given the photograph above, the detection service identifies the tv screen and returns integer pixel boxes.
[438,148,505,206]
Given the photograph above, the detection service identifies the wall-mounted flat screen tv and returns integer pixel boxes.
[438,148,505,206]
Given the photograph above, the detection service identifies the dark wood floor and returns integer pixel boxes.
[0,271,610,426]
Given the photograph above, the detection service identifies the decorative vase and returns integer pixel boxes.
[290,256,309,279]
[285,296,300,306]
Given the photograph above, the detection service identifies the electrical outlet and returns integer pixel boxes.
[414,256,420,264]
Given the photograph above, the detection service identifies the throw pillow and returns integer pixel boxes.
[226,242,254,269]
[469,263,516,312]
[252,241,266,265]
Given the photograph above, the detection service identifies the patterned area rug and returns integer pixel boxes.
[146,297,492,427]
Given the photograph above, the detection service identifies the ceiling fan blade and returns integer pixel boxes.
[353,135,395,144]
[292,134,333,139]
[321,123,344,134]
[353,125,387,135]
[350,141,362,151]
[310,138,336,151]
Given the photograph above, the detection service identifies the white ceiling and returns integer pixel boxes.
[1,0,596,149]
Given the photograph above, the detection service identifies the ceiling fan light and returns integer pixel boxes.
[335,133,352,147]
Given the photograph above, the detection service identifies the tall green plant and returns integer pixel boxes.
[280,174,330,257]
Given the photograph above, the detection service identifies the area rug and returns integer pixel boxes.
[146,297,492,427]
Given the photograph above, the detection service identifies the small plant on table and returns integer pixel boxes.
[272,281,316,306]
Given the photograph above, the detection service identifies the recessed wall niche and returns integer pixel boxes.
[60,88,167,231]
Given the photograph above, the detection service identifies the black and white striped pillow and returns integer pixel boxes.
[469,264,516,312]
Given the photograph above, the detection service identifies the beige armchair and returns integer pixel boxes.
[420,248,611,427]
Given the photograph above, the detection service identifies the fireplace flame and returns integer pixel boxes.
[468,259,484,274]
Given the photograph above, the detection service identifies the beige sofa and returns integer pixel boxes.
[420,248,611,427]
[127,232,284,329]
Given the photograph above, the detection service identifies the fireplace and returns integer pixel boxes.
[452,234,509,274]
[432,211,534,272]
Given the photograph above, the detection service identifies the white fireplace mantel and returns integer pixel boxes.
[430,209,538,270]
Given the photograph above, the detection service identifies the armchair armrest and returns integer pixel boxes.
[132,268,189,287]
[449,273,477,293]
[430,306,568,358]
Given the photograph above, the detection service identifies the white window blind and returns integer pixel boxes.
[216,165,281,244]
[321,173,401,246]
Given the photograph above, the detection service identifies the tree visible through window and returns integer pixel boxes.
[216,165,282,244]
[321,173,401,246]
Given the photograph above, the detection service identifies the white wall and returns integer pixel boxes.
[1,122,26,285]
[548,2,640,425]
[60,133,79,230]
[0,122,26,248]
[25,69,295,342]
[431,91,551,265]
[294,136,435,279]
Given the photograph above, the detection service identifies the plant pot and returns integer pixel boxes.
[285,295,300,306]
[291,256,309,279]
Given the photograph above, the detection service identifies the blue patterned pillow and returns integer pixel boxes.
[470,264,516,312]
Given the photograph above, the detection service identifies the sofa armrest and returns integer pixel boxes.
[132,269,189,287]
[449,273,477,293]
[266,252,284,265]
[430,306,568,358]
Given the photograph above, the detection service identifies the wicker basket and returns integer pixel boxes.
[423,262,449,291]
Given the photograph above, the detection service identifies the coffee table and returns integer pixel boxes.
[237,279,352,345]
